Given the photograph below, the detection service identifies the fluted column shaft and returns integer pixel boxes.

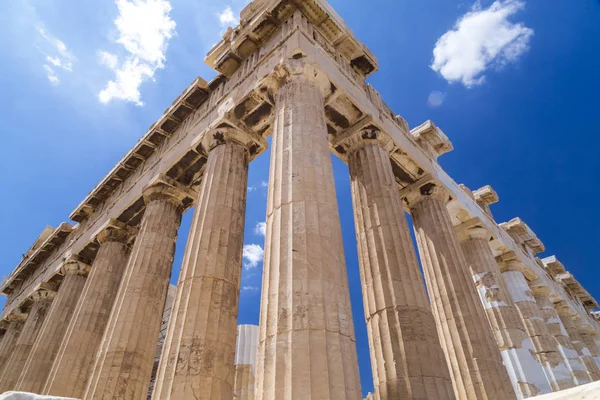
[152,141,250,399]
[0,291,54,392]
[349,142,453,399]
[461,234,549,398]
[534,295,590,385]
[45,229,131,398]
[84,186,184,400]
[16,262,89,393]
[0,319,25,378]
[502,269,575,390]
[255,76,362,399]
[581,333,600,373]
[557,310,600,381]
[234,365,255,400]
[407,185,515,400]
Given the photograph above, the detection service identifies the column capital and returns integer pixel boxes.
[402,181,451,210]
[60,258,91,277]
[29,288,56,302]
[5,310,28,322]
[142,175,196,209]
[457,226,491,243]
[196,121,267,160]
[96,219,137,246]
[270,58,332,98]
[499,217,545,255]
[330,116,396,160]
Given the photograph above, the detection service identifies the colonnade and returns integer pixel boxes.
[0,72,598,400]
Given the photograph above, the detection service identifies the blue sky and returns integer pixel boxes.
[1,0,599,396]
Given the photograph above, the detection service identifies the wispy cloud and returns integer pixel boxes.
[254,222,266,237]
[218,6,238,27]
[431,0,533,87]
[37,27,75,85]
[98,0,176,105]
[243,244,264,270]
[241,285,259,293]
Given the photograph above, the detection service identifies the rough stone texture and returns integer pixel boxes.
[233,325,258,400]
[16,261,89,393]
[152,141,250,399]
[348,140,454,399]
[0,291,54,392]
[580,333,600,373]
[556,308,600,381]
[528,380,600,399]
[534,294,590,386]
[44,228,131,398]
[84,186,184,400]
[0,319,25,379]
[406,184,515,400]
[461,230,549,398]
[255,76,362,400]
[502,267,575,391]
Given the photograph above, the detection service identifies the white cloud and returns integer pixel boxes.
[260,180,268,188]
[218,6,238,27]
[241,286,259,292]
[243,244,264,270]
[98,0,176,105]
[247,186,256,192]
[254,222,266,237]
[37,27,75,85]
[431,0,533,87]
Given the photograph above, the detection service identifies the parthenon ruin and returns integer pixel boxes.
[1,0,599,399]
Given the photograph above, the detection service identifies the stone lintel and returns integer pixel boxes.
[473,185,499,206]
[410,120,454,160]
[499,217,545,255]
[208,0,378,78]
[555,272,599,310]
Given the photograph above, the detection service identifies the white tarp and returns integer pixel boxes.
[0,392,78,400]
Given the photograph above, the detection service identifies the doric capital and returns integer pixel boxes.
[195,122,267,161]
[142,175,196,209]
[268,59,332,98]
[410,120,453,160]
[402,182,451,210]
[5,310,27,322]
[30,288,56,302]
[457,226,491,243]
[499,217,545,255]
[60,258,91,277]
[96,219,137,246]
[330,116,395,159]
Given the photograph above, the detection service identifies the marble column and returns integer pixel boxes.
[460,228,550,398]
[255,75,362,400]
[556,305,600,381]
[405,183,515,400]
[0,289,55,392]
[0,316,26,378]
[501,264,575,390]
[44,222,133,398]
[533,293,590,385]
[84,179,188,400]
[344,134,453,399]
[152,128,262,399]
[16,260,89,393]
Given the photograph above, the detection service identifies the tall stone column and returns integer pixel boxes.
[556,304,600,381]
[84,178,189,400]
[405,183,515,400]
[0,315,26,378]
[44,222,133,398]
[0,289,55,392]
[255,73,362,400]
[533,293,590,385]
[16,260,90,393]
[581,333,600,372]
[152,127,264,400]
[339,131,453,399]
[501,263,575,390]
[460,228,550,397]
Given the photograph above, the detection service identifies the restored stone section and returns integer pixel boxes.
[84,179,188,400]
[16,260,90,393]
[342,132,454,399]
[405,183,515,400]
[581,333,600,373]
[460,228,549,398]
[152,127,263,399]
[556,304,600,381]
[0,316,26,378]
[0,289,55,392]
[44,222,133,398]
[501,263,575,391]
[255,75,362,400]
[534,293,590,385]
[233,325,259,400]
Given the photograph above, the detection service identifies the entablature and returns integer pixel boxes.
[499,217,545,255]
